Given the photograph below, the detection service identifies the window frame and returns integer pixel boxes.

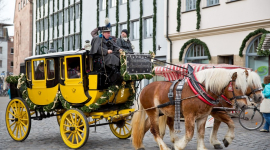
[110,0,116,8]
[33,59,46,81]
[186,0,196,11]
[60,58,65,80]
[46,59,55,80]
[11,48,14,54]
[26,61,32,81]
[131,20,139,40]
[207,0,219,6]
[65,56,82,79]
[184,43,208,63]
[144,17,153,38]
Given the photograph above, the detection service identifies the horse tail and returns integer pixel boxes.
[159,115,167,139]
[131,96,146,149]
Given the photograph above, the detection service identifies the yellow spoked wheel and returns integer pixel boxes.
[5,98,31,141]
[109,117,132,139]
[60,109,89,149]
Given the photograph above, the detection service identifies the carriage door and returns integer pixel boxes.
[59,55,88,103]
[27,59,48,105]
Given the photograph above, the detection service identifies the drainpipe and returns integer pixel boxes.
[29,0,34,56]
[166,0,173,63]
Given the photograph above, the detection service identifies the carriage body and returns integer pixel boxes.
[6,50,154,149]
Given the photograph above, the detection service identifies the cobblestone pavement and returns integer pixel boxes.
[1,97,270,150]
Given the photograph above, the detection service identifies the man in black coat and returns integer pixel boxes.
[89,28,123,68]
[116,29,134,53]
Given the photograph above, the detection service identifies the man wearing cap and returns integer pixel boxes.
[89,26,123,70]
[116,29,134,53]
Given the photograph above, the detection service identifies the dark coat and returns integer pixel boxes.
[90,36,121,67]
[116,37,133,53]
[91,28,117,43]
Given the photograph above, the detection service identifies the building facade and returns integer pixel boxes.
[13,0,33,75]
[167,0,270,82]
[0,23,11,76]
[7,36,14,75]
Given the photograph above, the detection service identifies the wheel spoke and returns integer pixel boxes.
[124,125,130,132]
[67,133,73,139]
[72,133,75,143]
[8,111,16,117]
[70,114,74,124]
[9,121,16,128]
[123,127,126,135]
[64,130,71,134]
[115,127,118,131]
[12,124,17,134]
[8,118,15,120]
[19,124,22,138]
[119,128,122,135]
[21,121,27,128]
[65,117,72,125]
[75,132,79,144]
[77,132,83,140]
[75,114,77,125]
[20,124,26,134]
[63,124,71,127]
[10,104,17,114]
[77,128,84,133]
[16,124,19,137]
[77,124,84,128]
[126,122,131,125]
[14,102,18,114]
[77,117,81,126]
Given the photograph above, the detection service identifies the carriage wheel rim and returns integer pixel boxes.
[5,98,31,141]
[60,109,89,149]
[109,117,132,139]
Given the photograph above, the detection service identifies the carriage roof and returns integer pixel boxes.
[155,63,251,81]
[25,50,87,61]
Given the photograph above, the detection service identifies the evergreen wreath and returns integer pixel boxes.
[139,0,143,54]
[80,0,82,49]
[43,0,45,43]
[106,0,109,17]
[179,38,211,61]
[176,0,181,32]
[115,0,119,38]
[57,0,59,51]
[196,0,201,30]
[127,0,130,38]
[97,0,99,28]
[239,28,270,57]
[153,0,157,54]
[53,0,55,40]
[68,0,70,51]
[257,34,270,56]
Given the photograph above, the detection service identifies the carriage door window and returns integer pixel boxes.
[47,59,55,80]
[60,58,65,79]
[26,61,32,80]
[85,55,93,73]
[33,60,45,80]
[67,57,81,79]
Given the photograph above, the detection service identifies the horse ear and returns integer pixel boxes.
[244,69,249,77]
[232,72,237,80]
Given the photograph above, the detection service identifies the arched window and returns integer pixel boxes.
[246,34,268,82]
[185,43,209,64]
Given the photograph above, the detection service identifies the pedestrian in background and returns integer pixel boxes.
[260,75,270,132]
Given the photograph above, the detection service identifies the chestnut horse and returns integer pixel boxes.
[209,70,264,149]
[131,68,248,150]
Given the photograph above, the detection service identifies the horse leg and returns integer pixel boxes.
[158,115,167,139]
[196,116,208,150]
[166,116,180,143]
[174,115,195,150]
[147,109,171,150]
[211,111,235,148]
[210,112,223,149]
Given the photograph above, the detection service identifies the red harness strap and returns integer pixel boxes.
[193,73,216,101]
[187,78,214,106]
[221,95,233,105]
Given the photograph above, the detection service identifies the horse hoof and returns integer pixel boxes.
[137,148,145,150]
[214,144,223,149]
[223,139,229,147]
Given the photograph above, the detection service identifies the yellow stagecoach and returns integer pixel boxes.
[5,49,154,149]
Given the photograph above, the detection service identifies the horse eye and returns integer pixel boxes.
[235,87,239,89]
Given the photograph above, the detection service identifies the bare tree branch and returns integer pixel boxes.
[0,0,10,22]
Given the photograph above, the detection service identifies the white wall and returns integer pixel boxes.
[0,41,8,74]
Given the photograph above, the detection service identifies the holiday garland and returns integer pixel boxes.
[62,0,65,51]
[80,0,82,49]
[176,0,181,32]
[73,0,76,50]
[68,0,70,51]
[127,0,130,38]
[257,34,270,56]
[196,0,201,30]
[43,0,45,43]
[179,38,211,61]
[53,0,55,40]
[239,28,270,57]
[57,0,59,51]
[96,0,99,28]
[115,0,119,38]
[48,0,50,51]
[106,0,109,17]
[36,0,38,54]
[153,0,157,54]
[139,0,143,53]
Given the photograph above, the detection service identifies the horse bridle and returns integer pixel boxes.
[246,87,263,97]
[223,80,246,101]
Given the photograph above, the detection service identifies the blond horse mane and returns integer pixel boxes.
[248,70,262,88]
[195,68,248,95]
